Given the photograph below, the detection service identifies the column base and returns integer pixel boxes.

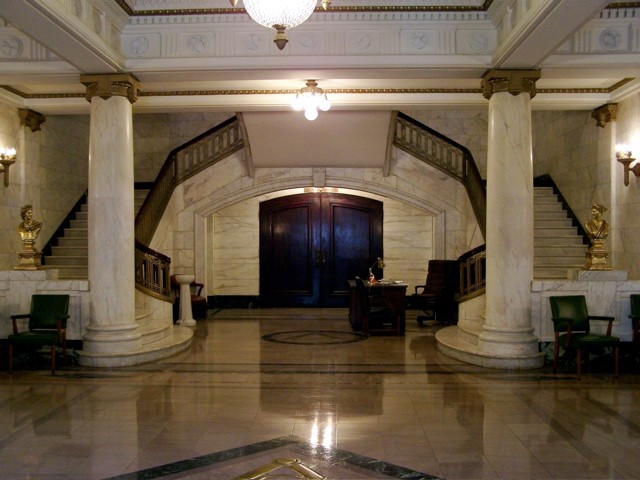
[436,326,543,370]
[81,323,142,354]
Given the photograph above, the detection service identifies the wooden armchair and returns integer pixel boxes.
[411,259,459,326]
[8,294,70,374]
[549,295,620,377]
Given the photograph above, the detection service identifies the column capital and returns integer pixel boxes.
[481,69,541,100]
[80,73,140,104]
[18,109,45,132]
[591,103,617,128]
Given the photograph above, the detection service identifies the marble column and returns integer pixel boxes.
[79,74,142,357]
[478,70,543,368]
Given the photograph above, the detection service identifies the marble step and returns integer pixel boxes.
[535,235,585,246]
[533,267,573,279]
[535,227,582,237]
[46,265,88,279]
[51,245,88,256]
[534,218,574,228]
[63,228,88,238]
[77,324,193,368]
[70,219,88,229]
[57,237,87,248]
[534,201,565,211]
[45,255,88,266]
[534,245,586,256]
[535,256,585,267]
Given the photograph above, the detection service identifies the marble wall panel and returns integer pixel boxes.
[531,277,640,342]
[612,92,640,279]
[0,270,90,340]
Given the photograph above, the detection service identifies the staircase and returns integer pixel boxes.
[534,186,588,279]
[45,188,150,279]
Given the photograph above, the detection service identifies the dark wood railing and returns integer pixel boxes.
[458,244,486,299]
[393,112,486,238]
[134,116,245,300]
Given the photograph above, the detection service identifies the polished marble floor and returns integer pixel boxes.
[1,308,640,480]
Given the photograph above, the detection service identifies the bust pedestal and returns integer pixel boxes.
[175,274,196,327]
[15,240,43,270]
[583,239,611,271]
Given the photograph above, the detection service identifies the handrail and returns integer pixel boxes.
[134,115,245,300]
[393,112,486,238]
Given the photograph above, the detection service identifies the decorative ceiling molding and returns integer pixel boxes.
[114,0,496,16]
[2,78,634,100]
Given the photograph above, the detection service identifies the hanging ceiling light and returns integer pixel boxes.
[229,0,331,50]
[292,80,331,121]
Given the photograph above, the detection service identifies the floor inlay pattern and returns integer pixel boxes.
[262,330,368,345]
[103,436,443,480]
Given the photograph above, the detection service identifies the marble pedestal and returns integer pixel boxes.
[175,274,196,327]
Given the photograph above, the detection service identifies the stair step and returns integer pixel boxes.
[535,227,580,237]
[45,256,88,266]
[534,218,574,228]
[535,256,585,267]
[535,245,586,256]
[47,265,88,278]
[63,228,88,238]
[51,246,88,256]
[57,237,88,248]
[534,203,566,213]
[535,236,585,246]
[70,219,88,229]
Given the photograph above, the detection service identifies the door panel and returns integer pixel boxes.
[260,193,383,307]
[321,194,383,306]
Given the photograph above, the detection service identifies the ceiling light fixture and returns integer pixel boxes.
[292,80,331,121]
[229,0,331,50]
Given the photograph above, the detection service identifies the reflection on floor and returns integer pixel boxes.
[1,308,639,480]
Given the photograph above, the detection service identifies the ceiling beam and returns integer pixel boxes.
[0,0,124,73]
[492,0,610,68]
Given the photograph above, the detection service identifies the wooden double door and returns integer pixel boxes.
[260,193,383,307]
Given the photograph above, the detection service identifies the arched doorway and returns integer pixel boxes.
[259,192,383,307]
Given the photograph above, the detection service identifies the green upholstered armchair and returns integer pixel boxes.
[549,295,619,377]
[8,294,70,374]
[629,294,640,347]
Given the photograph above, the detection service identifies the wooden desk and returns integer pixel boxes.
[348,280,407,334]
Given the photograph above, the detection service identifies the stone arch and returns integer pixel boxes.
[177,153,473,293]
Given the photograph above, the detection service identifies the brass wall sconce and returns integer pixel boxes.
[0,146,16,187]
[616,144,640,187]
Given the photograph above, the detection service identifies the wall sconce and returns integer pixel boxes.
[0,146,16,187]
[616,144,640,187]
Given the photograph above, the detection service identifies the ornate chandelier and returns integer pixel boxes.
[229,0,331,50]
[292,80,331,121]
